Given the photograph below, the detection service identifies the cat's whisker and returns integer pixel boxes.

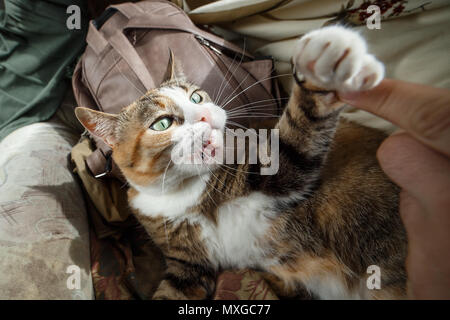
[221,73,250,108]
[217,162,259,176]
[227,104,283,116]
[161,159,173,194]
[198,154,245,181]
[221,73,291,109]
[219,40,250,105]
[201,166,229,197]
[200,152,260,176]
[194,164,220,207]
[215,38,247,106]
[163,218,170,251]
[227,107,283,116]
[227,107,280,116]
[214,41,244,105]
[214,53,239,105]
[214,51,240,105]
[225,121,251,131]
[226,114,276,119]
[227,107,276,118]
[227,107,277,115]
[226,97,289,114]
[228,114,281,119]
[160,158,173,251]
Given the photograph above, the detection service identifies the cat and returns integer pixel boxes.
[75,26,407,300]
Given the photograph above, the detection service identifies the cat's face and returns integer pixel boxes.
[75,60,226,189]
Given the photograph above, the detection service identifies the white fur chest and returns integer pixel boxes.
[130,176,208,219]
[132,181,296,270]
[195,192,278,269]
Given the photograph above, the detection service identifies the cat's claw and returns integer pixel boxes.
[293,26,384,92]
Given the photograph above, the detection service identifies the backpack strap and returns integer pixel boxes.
[81,2,154,92]
[110,2,145,19]
[86,21,109,56]
[126,16,253,60]
[112,1,253,59]
[108,30,155,90]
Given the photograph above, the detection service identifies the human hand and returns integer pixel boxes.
[339,79,450,299]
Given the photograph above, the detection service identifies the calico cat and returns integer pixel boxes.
[75,26,407,299]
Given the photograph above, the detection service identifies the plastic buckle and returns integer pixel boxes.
[94,150,113,179]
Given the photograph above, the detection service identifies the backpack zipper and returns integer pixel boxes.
[195,34,251,109]
[195,35,222,55]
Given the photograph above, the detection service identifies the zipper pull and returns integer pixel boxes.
[195,35,222,55]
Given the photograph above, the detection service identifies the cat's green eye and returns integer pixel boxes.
[150,117,173,131]
[190,92,202,104]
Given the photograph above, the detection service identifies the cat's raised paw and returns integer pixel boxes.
[293,26,384,92]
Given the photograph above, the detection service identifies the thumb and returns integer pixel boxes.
[339,79,450,157]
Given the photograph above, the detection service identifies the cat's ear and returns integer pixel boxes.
[75,107,119,147]
[164,48,185,82]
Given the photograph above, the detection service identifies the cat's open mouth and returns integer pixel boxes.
[202,140,216,159]
[198,128,223,165]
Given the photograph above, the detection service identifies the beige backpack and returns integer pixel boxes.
[72,0,283,179]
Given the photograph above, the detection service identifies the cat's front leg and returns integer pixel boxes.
[267,26,385,195]
[152,257,216,300]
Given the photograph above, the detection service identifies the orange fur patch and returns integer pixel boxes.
[270,253,349,290]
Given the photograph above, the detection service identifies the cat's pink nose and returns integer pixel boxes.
[197,109,212,126]
[195,107,226,130]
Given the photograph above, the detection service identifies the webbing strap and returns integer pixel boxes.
[108,30,155,90]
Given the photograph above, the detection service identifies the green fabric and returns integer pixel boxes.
[0,0,87,141]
